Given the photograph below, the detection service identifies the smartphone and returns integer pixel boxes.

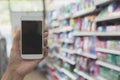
[21,16,43,59]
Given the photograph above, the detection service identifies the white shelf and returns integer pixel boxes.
[60,39,74,43]
[55,73,65,80]
[76,52,97,59]
[95,14,120,22]
[96,48,120,55]
[52,43,61,47]
[55,26,73,33]
[73,32,120,36]
[54,64,62,71]
[61,68,78,80]
[50,26,73,34]
[95,0,112,6]
[58,14,71,20]
[60,48,76,54]
[72,7,96,18]
[48,53,55,57]
[46,63,54,69]
[56,54,76,65]
[51,23,59,27]
[96,61,120,72]
[74,69,95,80]
[97,76,107,80]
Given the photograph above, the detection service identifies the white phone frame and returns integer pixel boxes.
[20,16,43,59]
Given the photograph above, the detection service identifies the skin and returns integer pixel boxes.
[1,31,48,80]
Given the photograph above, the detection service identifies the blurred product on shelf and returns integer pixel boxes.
[0,36,7,79]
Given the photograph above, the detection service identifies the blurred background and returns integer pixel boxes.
[0,0,120,80]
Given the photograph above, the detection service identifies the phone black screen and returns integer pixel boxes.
[22,21,42,54]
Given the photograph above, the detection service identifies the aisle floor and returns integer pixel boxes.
[24,70,47,80]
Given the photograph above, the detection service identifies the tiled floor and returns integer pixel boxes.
[24,70,47,80]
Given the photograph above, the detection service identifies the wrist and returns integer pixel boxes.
[2,68,24,80]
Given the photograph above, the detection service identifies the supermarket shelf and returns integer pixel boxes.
[56,26,73,33]
[60,48,76,54]
[73,32,120,36]
[52,43,61,47]
[76,52,97,59]
[51,23,59,27]
[97,76,107,80]
[54,73,65,80]
[50,26,73,34]
[48,53,55,57]
[72,7,96,18]
[96,61,120,72]
[46,63,54,69]
[96,48,120,55]
[55,54,76,65]
[60,39,74,43]
[74,69,95,80]
[59,55,76,65]
[61,68,78,80]
[95,14,120,22]
[54,64,62,71]
[95,0,112,5]
[58,14,71,20]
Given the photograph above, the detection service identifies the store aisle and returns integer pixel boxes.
[24,70,47,80]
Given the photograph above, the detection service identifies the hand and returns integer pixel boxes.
[2,30,48,80]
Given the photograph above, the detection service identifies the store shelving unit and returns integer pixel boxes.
[95,0,112,5]
[96,61,120,72]
[60,39,74,43]
[76,52,97,59]
[54,73,65,80]
[73,32,120,36]
[72,7,96,18]
[95,14,120,22]
[61,68,78,80]
[58,14,71,21]
[46,0,120,80]
[97,76,107,80]
[60,48,76,54]
[74,69,95,80]
[96,48,120,55]
[56,54,76,65]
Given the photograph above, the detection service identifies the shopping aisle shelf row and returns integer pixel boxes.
[96,61,120,72]
[95,14,120,22]
[60,39,74,44]
[58,14,71,21]
[76,52,97,59]
[97,76,107,80]
[60,48,76,54]
[94,0,112,6]
[53,53,76,65]
[96,48,120,55]
[73,32,120,36]
[54,73,65,80]
[50,53,120,72]
[74,69,95,80]
[49,26,73,34]
[54,64,78,80]
[72,7,96,18]
[61,68,78,80]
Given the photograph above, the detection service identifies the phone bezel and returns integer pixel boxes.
[20,16,43,59]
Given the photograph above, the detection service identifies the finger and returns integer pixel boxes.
[13,30,20,45]
[44,32,48,38]
[44,38,47,46]
[43,47,48,58]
